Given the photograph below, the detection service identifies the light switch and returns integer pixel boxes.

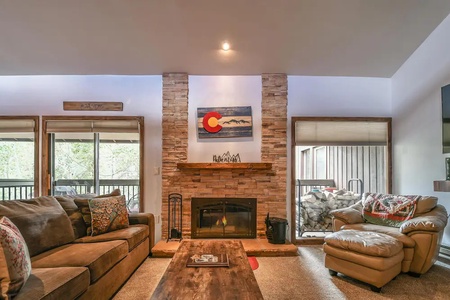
[153,167,160,175]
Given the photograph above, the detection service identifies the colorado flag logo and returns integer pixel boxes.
[197,106,253,139]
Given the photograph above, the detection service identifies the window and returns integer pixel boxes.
[0,116,39,200]
[291,117,392,241]
[42,116,144,212]
[314,146,327,179]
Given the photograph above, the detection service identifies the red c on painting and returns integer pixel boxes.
[203,111,222,133]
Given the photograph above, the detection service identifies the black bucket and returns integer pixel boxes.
[265,213,288,244]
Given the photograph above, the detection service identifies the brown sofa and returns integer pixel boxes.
[329,195,448,276]
[0,195,155,300]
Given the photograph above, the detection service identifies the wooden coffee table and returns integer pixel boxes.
[151,240,263,300]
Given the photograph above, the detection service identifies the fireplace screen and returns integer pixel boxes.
[191,198,256,239]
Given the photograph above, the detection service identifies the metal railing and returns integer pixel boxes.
[0,179,140,212]
[54,179,140,212]
[0,179,34,200]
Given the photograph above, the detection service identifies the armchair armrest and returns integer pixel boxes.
[400,204,448,234]
[329,200,364,225]
[129,213,155,252]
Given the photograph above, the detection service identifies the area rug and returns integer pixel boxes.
[113,247,450,300]
[248,256,259,270]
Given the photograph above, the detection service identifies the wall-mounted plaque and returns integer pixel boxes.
[63,101,123,111]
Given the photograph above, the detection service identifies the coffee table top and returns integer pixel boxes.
[151,240,263,300]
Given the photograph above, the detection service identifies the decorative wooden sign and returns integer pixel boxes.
[197,106,252,138]
[63,101,123,111]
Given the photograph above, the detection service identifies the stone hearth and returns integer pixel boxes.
[152,239,299,258]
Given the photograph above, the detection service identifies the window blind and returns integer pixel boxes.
[295,121,388,146]
[45,119,140,133]
[0,119,35,133]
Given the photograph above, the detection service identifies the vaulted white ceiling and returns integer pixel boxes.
[1,0,450,77]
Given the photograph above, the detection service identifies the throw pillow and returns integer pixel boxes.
[74,189,122,236]
[88,195,129,236]
[96,188,121,198]
[414,196,438,216]
[74,198,94,236]
[0,216,32,299]
[0,196,75,257]
[362,193,420,227]
[55,195,88,239]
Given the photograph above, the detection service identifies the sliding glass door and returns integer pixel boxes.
[43,117,144,212]
[291,117,392,241]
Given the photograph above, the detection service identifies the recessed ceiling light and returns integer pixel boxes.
[222,42,230,51]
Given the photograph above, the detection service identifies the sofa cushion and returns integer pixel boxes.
[55,195,88,239]
[342,223,416,248]
[325,229,403,257]
[96,189,121,198]
[0,196,75,257]
[330,201,364,224]
[74,199,93,236]
[89,195,129,236]
[15,267,89,300]
[0,216,32,299]
[362,193,419,227]
[414,196,438,216]
[74,225,149,251]
[31,240,128,283]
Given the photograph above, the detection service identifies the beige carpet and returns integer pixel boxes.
[113,246,450,300]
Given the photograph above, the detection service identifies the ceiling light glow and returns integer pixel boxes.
[222,42,230,51]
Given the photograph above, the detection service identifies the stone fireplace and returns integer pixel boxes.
[161,73,287,240]
[191,197,257,239]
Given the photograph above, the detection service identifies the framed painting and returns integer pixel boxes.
[197,106,253,139]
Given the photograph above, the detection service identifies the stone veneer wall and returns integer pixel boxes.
[161,73,287,240]
[161,73,189,240]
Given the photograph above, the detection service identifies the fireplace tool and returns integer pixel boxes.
[167,193,182,242]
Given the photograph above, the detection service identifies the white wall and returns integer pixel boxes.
[188,76,262,162]
[0,75,164,241]
[392,14,450,246]
[287,76,392,230]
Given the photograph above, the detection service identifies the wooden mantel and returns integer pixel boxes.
[176,163,272,170]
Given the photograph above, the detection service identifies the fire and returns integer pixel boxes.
[216,216,228,227]
[222,216,227,226]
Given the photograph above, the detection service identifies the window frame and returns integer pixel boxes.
[41,116,145,211]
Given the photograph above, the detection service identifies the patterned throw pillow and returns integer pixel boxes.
[362,193,420,227]
[74,189,122,236]
[88,195,129,236]
[0,216,32,299]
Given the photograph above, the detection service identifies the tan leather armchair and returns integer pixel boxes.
[330,198,448,275]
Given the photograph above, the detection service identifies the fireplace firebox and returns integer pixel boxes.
[191,198,256,239]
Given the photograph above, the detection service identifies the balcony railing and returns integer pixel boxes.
[0,179,35,200]
[54,179,140,212]
[0,179,140,212]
